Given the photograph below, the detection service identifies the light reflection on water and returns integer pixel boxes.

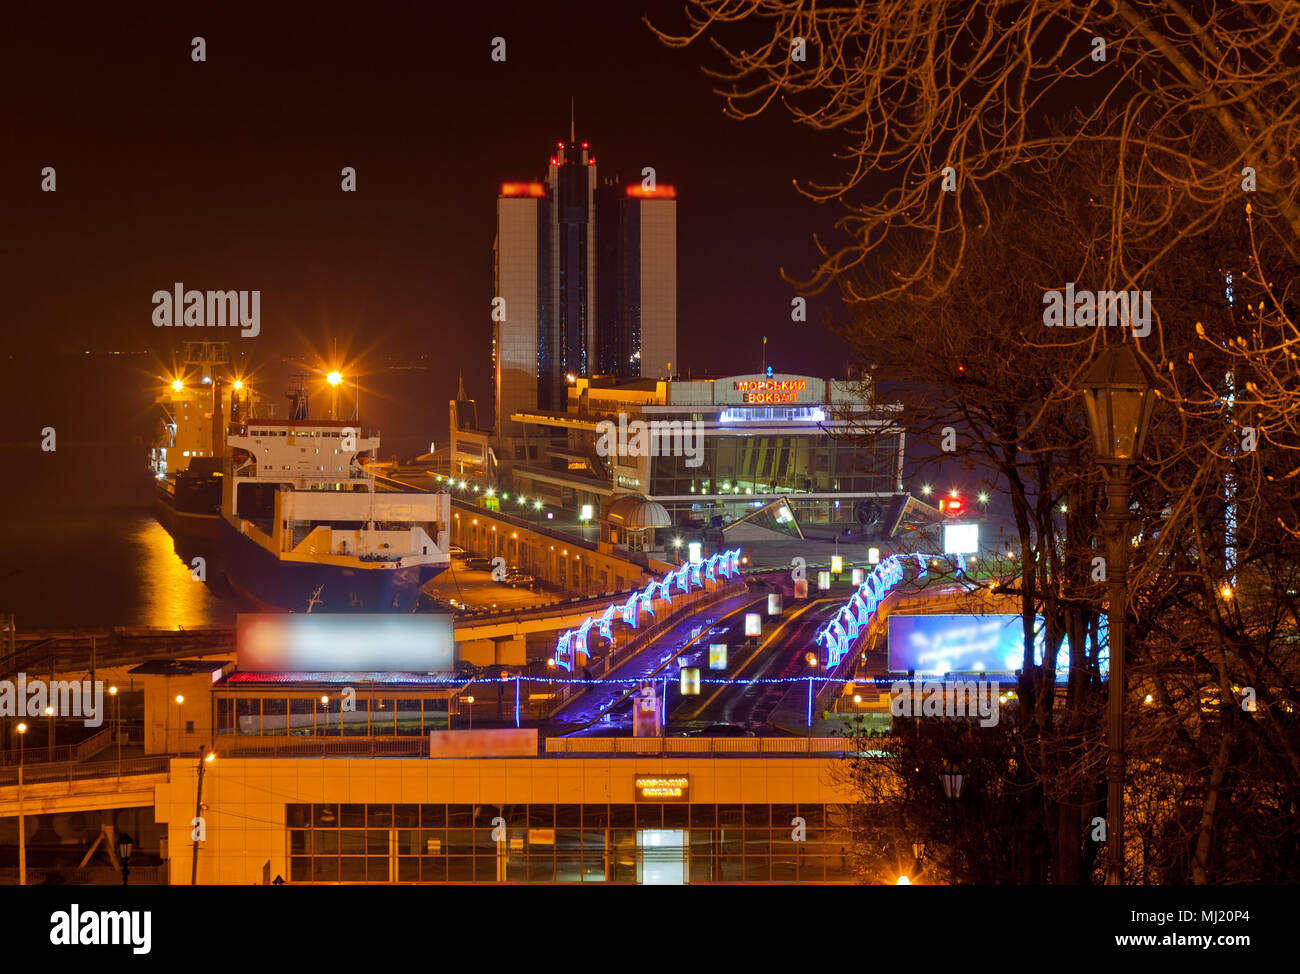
[130,517,235,628]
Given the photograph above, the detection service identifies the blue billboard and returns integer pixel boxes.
[887,613,1079,678]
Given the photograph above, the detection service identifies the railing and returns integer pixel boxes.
[542,736,867,755]
[0,727,113,767]
[0,865,168,886]
[0,755,171,788]
[546,580,750,716]
[214,737,429,759]
[162,733,215,756]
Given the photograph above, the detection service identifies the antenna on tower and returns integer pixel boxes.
[570,96,575,143]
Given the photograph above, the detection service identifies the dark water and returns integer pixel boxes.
[0,354,445,630]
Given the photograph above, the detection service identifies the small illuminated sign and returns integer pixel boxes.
[744,612,762,636]
[680,667,701,695]
[635,775,690,801]
[794,578,809,599]
[817,570,831,591]
[944,523,979,555]
[688,541,702,565]
[767,593,782,615]
[868,547,881,565]
[580,503,593,521]
[852,568,865,585]
[831,555,844,574]
[709,643,727,670]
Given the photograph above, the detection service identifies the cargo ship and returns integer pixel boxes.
[220,385,451,612]
[150,342,248,538]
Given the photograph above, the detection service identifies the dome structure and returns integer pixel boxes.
[601,494,672,529]
[598,494,672,551]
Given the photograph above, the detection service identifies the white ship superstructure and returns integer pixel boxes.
[221,418,450,612]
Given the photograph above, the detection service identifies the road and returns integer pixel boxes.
[551,591,766,733]
[674,596,841,731]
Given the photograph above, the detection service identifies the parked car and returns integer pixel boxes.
[448,545,466,558]
[503,570,535,588]
[690,723,756,738]
[464,557,494,572]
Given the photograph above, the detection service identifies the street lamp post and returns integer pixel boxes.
[117,832,134,887]
[109,685,120,782]
[174,694,185,753]
[1081,343,1155,886]
[17,722,27,886]
[941,762,965,885]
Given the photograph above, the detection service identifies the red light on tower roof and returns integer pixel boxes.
[626,184,677,199]
[501,182,547,198]
[582,142,588,149]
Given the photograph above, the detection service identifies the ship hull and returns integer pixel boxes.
[154,479,221,539]
[219,518,445,612]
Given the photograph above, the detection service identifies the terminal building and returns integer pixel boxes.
[499,372,906,537]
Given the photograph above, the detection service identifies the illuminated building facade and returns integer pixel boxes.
[156,754,856,884]
[507,373,907,532]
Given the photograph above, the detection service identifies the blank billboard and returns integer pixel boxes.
[237,613,454,672]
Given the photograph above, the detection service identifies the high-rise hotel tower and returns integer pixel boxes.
[492,135,676,451]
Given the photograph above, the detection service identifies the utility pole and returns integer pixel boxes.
[191,746,210,885]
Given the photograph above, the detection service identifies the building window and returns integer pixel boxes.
[283,802,847,884]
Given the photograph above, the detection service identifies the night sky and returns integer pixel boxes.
[5,0,850,441]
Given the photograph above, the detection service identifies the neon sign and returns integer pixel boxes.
[635,775,689,800]
[733,379,806,392]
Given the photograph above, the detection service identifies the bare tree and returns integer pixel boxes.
[648,1,1300,313]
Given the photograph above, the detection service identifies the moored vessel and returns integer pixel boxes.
[219,385,451,612]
